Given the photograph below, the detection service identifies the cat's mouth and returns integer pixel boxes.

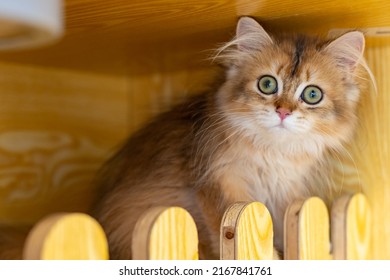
[271,122,290,131]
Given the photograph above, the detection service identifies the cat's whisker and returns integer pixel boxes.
[195,120,240,167]
[194,119,228,166]
[232,100,258,106]
[336,144,362,193]
[314,125,362,194]
[327,147,346,195]
[206,128,243,168]
[195,116,225,137]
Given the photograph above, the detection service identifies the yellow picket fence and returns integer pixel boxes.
[22,193,371,260]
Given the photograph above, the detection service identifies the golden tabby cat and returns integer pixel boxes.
[92,17,372,259]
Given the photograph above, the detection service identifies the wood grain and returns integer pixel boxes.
[0,61,128,226]
[132,207,198,260]
[332,194,372,260]
[284,199,305,260]
[346,194,372,259]
[23,213,109,260]
[299,197,331,260]
[221,202,273,260]
[0,1,389,75]
[331,195,351,260]
[355,38,390,259]
[328,37,390,259]
[285,197,331,260]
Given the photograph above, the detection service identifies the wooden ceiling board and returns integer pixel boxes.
[0,0,388,75]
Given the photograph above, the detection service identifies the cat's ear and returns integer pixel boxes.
[236,17,273,51]
[325,31,365,71]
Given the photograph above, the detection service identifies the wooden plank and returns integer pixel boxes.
[132,207,198,260]
[332,193,372,259]
[0,61,128,226]
[330,195,351,260]
[346,194,372,259]
[23,213,109,260]
[298,197,331,260]
[284,197,331,260]
[284,199,305,260]
[0,1,390,75]
[331,38,390,259]
[221,202,273,260]
[220,203,246,260]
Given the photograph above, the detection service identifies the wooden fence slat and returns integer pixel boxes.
[132,206,198,260]
[284,199,305,260]
[21,194,371,260]
[23,213,109,260]
[221,202,273,260]
[331,193,372,259]
[284,197,331,260]
[299,197,332,260]
[331,195,350,260]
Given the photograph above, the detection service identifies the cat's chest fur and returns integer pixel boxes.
[214,143,316,201]
[212,143,319,250]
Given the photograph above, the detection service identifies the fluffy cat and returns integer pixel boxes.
[92,17,372,259]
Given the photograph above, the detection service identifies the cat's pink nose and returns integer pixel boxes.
[276,107,292,121]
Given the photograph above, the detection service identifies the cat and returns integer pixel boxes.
[92,16,373,260]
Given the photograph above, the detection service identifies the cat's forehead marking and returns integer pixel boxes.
[291,36,306,76]
[305,69,311,82]
[276,64,284,76]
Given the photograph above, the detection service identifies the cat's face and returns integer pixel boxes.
[217,17,371,155]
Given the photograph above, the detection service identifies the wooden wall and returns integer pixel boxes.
[346,38,390,259]
[0,62,129,225]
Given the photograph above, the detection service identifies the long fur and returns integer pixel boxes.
[93,18,374,259]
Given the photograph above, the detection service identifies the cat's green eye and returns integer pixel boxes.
[301,86,323,105]
[258,75,278,95]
